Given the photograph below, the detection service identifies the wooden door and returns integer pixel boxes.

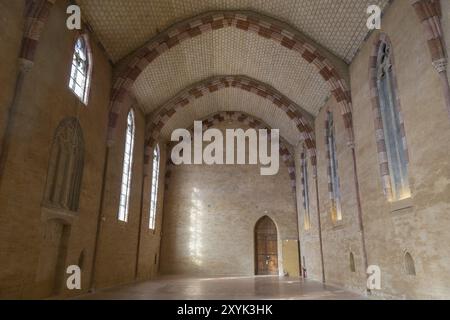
[255,216,279,275]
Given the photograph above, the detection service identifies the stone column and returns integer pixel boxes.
[312,167,326,284]
[411,0,450,119]
[0,0,56,186]
[348,139,370,294]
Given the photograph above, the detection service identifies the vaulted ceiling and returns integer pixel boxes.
[76,0,391,144]
[77,0,389,63]
[133,27,330,116]
[159,86,302,145]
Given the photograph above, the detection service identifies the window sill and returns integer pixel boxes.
[41,205,79,225]
[69,88,88,106]
[390,197,413,213]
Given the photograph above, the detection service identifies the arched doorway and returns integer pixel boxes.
[255,216,279,276]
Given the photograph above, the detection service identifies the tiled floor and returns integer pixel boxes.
[78,276,365,300]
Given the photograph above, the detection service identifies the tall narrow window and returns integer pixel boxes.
[118,110,136,222]
[350,252,356,273]
[149,145,160,230]
[404,252,416,276]
[326,112,342,222]
[301,148,311,230]
[376,40,410,201]
[69,36,91,104]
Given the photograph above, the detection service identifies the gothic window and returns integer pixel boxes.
[118,110,136,222]
[375,39,410,201]
[44,118,84,212]
[69,36,91,104]
[350,252,356,273]
[301,147,311,230]
[326,112,342,222]
[149,145,160,230]
[404,252,416,276]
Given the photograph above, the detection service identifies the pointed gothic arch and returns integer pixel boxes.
[143,76,317,172]
[43,117,84,213]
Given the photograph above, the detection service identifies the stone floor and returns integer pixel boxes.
[77,276,365,300]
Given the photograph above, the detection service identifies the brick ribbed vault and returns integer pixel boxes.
[163,111,297,193]
[107,10,354,146]
[143,75,317,169]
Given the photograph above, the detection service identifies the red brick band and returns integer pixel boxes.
[411,0,446,65]
[20,0,56,65]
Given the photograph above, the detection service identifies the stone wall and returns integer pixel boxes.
[298,95,366,293]
[94,110,166,288]
[298,0,450,299]
[160,122,299,277]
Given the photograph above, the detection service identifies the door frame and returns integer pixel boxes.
[254,215,280,276]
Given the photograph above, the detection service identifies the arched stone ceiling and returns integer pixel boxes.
[132,27,329,116]
[105,11,353,148]
[76,0,390,63]
[158,87,301,146]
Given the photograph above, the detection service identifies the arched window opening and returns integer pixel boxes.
[376,39,410,201]
[326,112,342,222]
[404,252,416,276]
[69,36,91,104]
[118,110,136,222]
[43,118,84,212]
[149,145,160,230]
[301,148,311,230]
[350,252,356,273]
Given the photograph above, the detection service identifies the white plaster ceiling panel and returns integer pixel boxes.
[159,88,302,146]
[76,0,390,63]
[132,27,329,116]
